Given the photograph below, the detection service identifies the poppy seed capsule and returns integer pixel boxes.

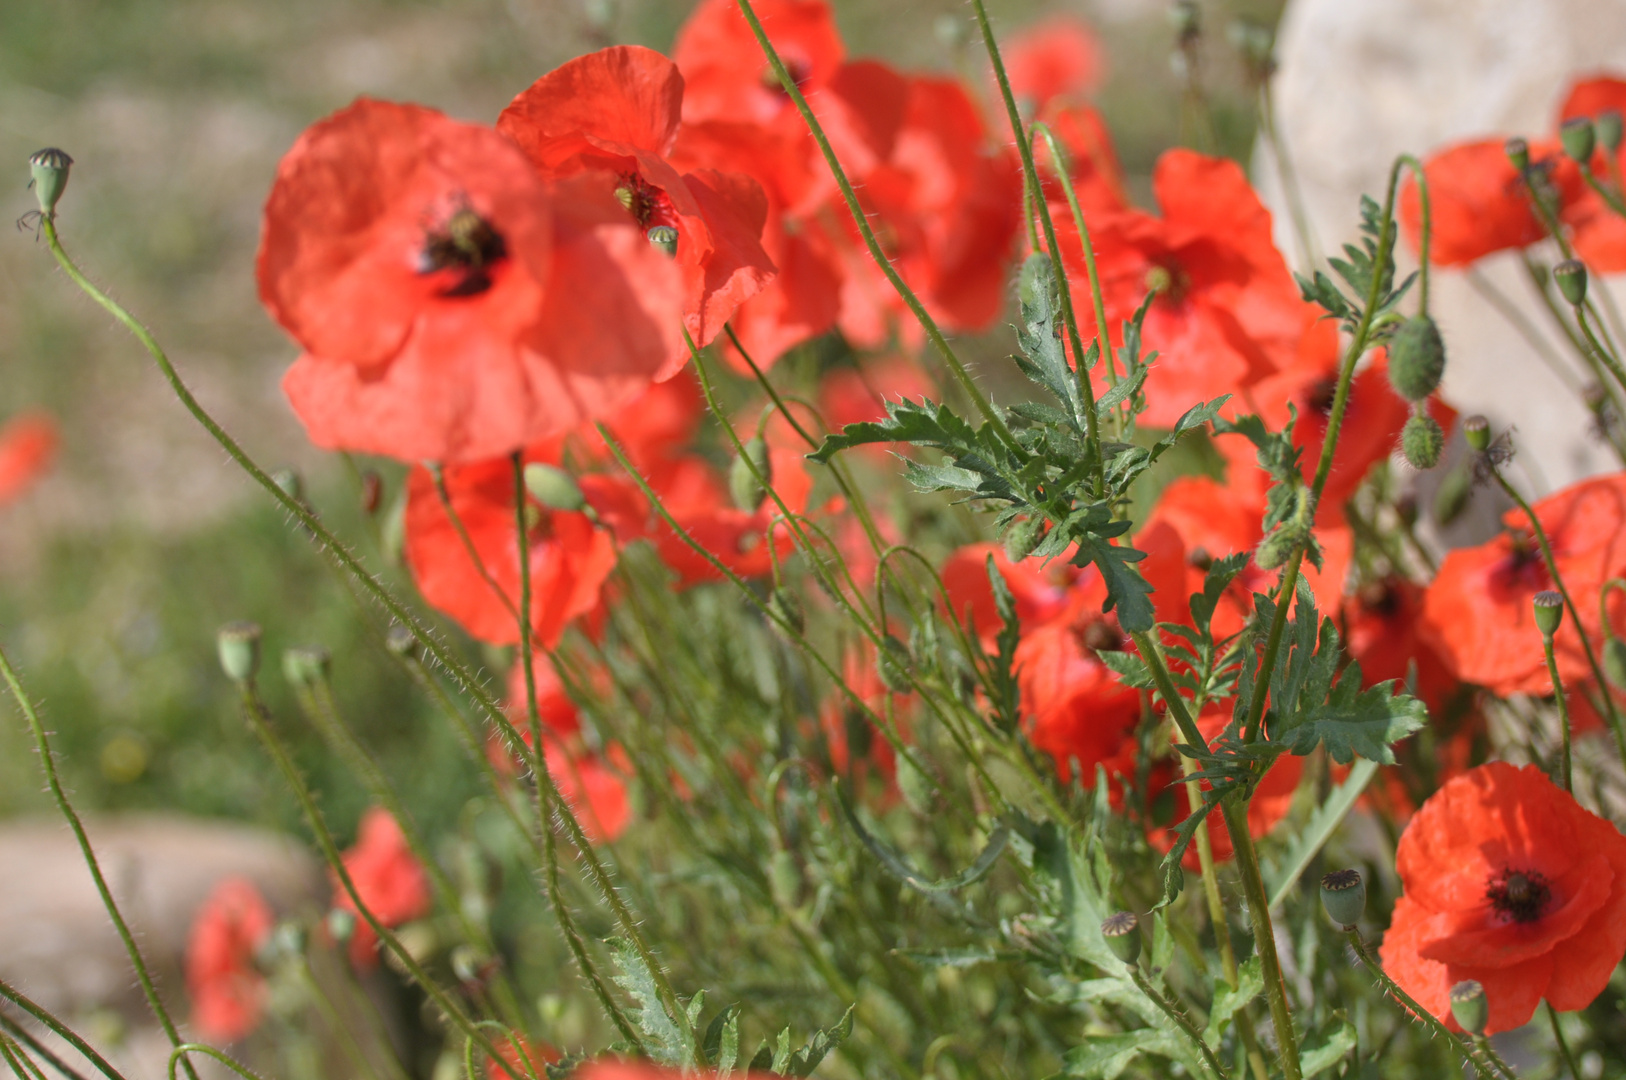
[1320,868,1366,927]
[1505,136,1531,174]
[1554,259,1588,307]
[1387,315,1447,402]
[1449,980,1488,1035]
[217,622,263,682]
[281,645,331,687]
[1599,110,1624,154]
[1604,636,1626,690]
[1004,515,1046,562]
[523,462,585,512]
[1101,912,1141,965]
[1463,414,1491,453]
[27,148,72,218]
[1561,116,1596,164]
[646,225,678,259]
[729,435,772,512]
[1533,590,1564,638]
[1401,413,1445,470]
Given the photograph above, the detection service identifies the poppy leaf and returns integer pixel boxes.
[1203,956,1264,1045]
[1072,533,1155,634]
[1097,650,1153,689]
[985,553,1023,733]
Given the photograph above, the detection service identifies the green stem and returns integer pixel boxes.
[0,1012,91,1080]
[1030,123,1118,387]
[295,956,403,1080]
[1547,1002,1580,1080]
[1129,630,1210,754]
[0,978,128,1080]
[1221,800,1300,1080]
[0,642,199,1080]
[1540,633,1574,792]
[1575,302,1626,394]
[431,464,524,624]
[0,1030,51,1080]
[1127,967,1228,1080]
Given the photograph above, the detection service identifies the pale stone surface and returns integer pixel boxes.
[1260,0,1626,494]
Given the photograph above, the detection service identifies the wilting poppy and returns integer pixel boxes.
[186,877,273,1043]
[1380,762,1626,1033]
[333,807,432,968]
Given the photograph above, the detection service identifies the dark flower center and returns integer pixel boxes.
[760,58,812,100]
[1079,620,1125,655]
[1187,545,1214,571]
[614,172,671,231]
[1305,375,1338,416]
[419,204,507,297]
[1357,579,1401,618]
[1486,867,1551,923]
[1144,261,1192,306]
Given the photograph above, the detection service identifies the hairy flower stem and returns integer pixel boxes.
[731,0,1019,455]
[164,1045,270,1080]
[1221,798,1301,1080]
[0,1028,51,1080]
[1128,967,1229,1080]
[1539,633,1575,791]
[1491,468,1626,768]
[0,1011,92,1080]
[1343,931,1516,1080]
[0,977,129,1080]
[0,641,200,1080]
[1547,1003,1581,1080]
[1029,123,1118,387]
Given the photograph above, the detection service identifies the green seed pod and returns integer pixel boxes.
[1401,413,1445,470]
[1101,912,1142,965]
[28,148,72,218]
[730,435,771,513]
[1599,110,1624,154]
[767,585,804,636]
[768,849,802,909]
[523,462,585,512]
[217,622,262,682]
[1554,259,1588,307]
[1434,465,1473,527]
[1319,868,1367,928]
[1462,414,1491,453]
[281,645,331,688]
[1003,515,1046,563]
[1532,590,1564,639]
[1603,636,1626,690]
[1561,116,1597,164]
[1387,315,1447,402]
[1449,979,1488,1035]
[646,225,678,258]
[1505,136,1531,174]
[1017,251,1057,313]
[876,634,912,694]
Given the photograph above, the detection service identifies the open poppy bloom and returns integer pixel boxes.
[496,46,776,347]
[1380,762,1626,1033]
[261,99,686,464]
[186,877,274,1043]
[0,410,57,505]
[1400,138,1582,267]
[1032,100,1128,218]
[1057,149,1306,429]
[1558,75,1626,273]
[996,14,1104,114]
[333,807,432,968]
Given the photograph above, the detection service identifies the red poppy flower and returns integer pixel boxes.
[1032,101,1128,218]
[674,0,846,131]
[997,14,1104,113]
[1400,138,1582,267]
[486,1038,560,1080]
[1343,577,1461,718]
[186,877,273,1043]
[403,456,623,648]
[333,807,432,968]
[1557,75,1626,273]
[1057,150,1306,429]
[0,411,57,504]
[262,99,685,464]
[1421,472,1626,697]
[640,445,812,586]
[939,541,1073,641]
[1380,762,1626,1034]
[496,46,775,347]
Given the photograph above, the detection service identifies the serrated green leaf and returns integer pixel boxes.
[608,937,689,1065]
[788,1005,855,1077]
[1072,535,1155,633]
[836,783,1010,893]
[1097,650,1152,689]
[1300,1017,1357,1076]
[1279,674,1428,764]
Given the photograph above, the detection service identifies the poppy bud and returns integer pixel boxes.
[270,921,307,962]
[1003,515,1046,562]
[1434,465,1472,526]
[933,13,968,50]
[1463,415,1491,453]
[1320,868,1366,928]
[1255,523,1301,570]
[217,622,262,682]
[523,462,585,512]
[271,467,303,502]
[646,225,678,259]
[1505,137,1530,174]
[384,624,418,657]
[1401,413,1444,470]
[1605,636,1626,691]
[1561,117,1596,164]
[27,148,72,218]
[1101,911,1141,965]
[1533,590,1564,639]
[1449,979,1488,1036]
[730,435,772,513]
[1387,315,1447,402]
[767,585,804,635]
[1599,110,1624,154]
[1017,252,1057,312]
[876,634,912,694]
[1554,259,1588,307]
[281,645,331,687]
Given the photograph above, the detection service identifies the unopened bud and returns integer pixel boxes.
[1605,636,1626,690]
[1434,466,1473,526]
[1554,259,1588,307]
[1319,868,1366,928]
[28,148,72,218]
[1598,110,1624,154]
[647,225,678,259]
[217,622,262,682]
[1399,412,1443,469]
[1254,523,1300,570]
[523,462,585,512]
[1561,116,1596,164]
[1505,136,1530,174]
[896,752,935,815]
[1101,911,1141,965]
[1449,979,1488,1035]
[1003,515,1046,562]
[876,635,912,694]
[450,945,489,984]
[281,645,331,688]
[729,435,772,513]
[384,624,418,657]
[271,467,303,502]
[1463,415,1491,453]
[1388,315,1446,402]
[933,13,968,51]
[1533,590,1564,639]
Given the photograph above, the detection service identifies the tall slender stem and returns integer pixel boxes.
[0,978,129,1080]
[1127,967,1228,1079]
[1030,123,1118,388]
[0,1012,91,1080]
[1547,1002,1581,1080]
[1540,632,1575,792]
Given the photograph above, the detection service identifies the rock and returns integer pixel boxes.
[1260,0,1626,493]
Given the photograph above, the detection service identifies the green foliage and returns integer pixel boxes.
[1295,193,1416,336]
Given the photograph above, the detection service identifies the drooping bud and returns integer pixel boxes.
[1401,413,1444,470]
[28,149,73,219]
[1599,110,1624,154]
[1532,590,1564,639]
[1319,868,1366,928]
[1505,136,1531,174]
[523,462,585,512]
[1387,315,1447,402]
[1605,636,1626,690]
[281,645,331,688]
[1554,259,1588,307]
[729,435,772,513]
[1449,980,1488,1036]
[384,624,418,657]
[767,586,804,636]
[1463,415,1491,453]
[1101,911,1142,965]
[646,225,678,259]
[1434,466,1472,526]
[217,622,262,682]
[1561,116,1597,164]
[1003,516,1046,563]
[876,634,912,694]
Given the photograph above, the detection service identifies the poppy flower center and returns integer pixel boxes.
[1187,545,1213,571]
[1358,579,1401,618]
[759,58,812,100]
[1079,620,1125,655]
[1144,261,1192,306]
[614,172,674,232]
[418,204,507,297]
[1305,375,1338,416]
[1486,867,1552,924]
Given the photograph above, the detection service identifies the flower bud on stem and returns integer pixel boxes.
[1535,590,1573,793]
